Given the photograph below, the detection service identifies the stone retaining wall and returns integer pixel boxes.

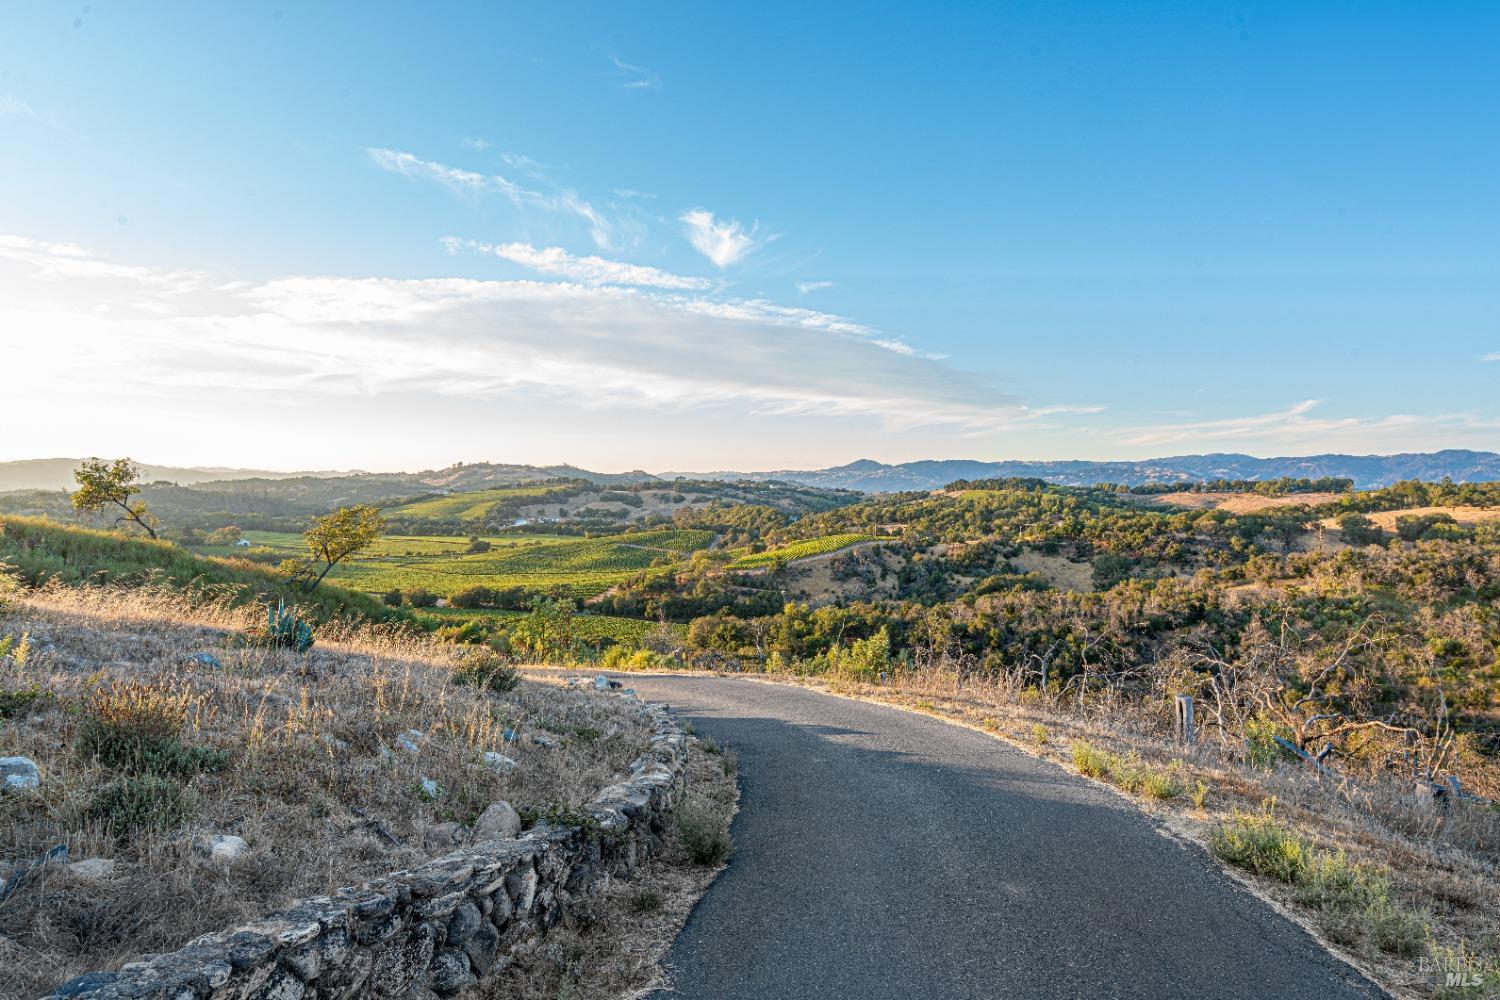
[47,702,690,1000]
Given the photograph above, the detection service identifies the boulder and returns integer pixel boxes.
[481,751,517,775]
[185,652,221,669]
[0,756,40,792]
[196,834,250,863]
[471,801,521,842]
[422,822,466,852]
[419,778,441,800]
[66,858,118,881]
[426,948,476,994]
[395,729,424,755]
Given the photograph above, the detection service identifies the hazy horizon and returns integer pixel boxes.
[3,4,1496,470]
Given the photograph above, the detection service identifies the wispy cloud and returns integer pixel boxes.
[609,54,661,91]
[680,209,775,269]
[1482,351,1500,362]
[444,238,712,290]
[796,280,834,294]
[366,147,614,249]
[459,136,491,151]
[0,94,40,121]
[1,234,1040,436]
[1113,399,1500,451]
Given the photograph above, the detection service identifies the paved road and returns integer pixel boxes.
[623,674,1386,1000]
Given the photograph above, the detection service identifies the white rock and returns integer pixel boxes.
[0,757,40,792]
[197,834,250,863]
[67,858,118,881]
[482,752,518,775]
[592,675,611,691]
[395,729,424,754]
[420,778,441,799]
[471,801,521,841]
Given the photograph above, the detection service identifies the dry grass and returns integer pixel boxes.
[1319,506,1500,532]
[0,583,655,998]
[483,739,740,1000]
[1148,491,1346,513]
[756,668,1500,999]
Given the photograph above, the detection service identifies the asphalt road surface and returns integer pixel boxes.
[623,674,1386,1000]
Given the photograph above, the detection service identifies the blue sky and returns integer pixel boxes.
[1,1,1496,472]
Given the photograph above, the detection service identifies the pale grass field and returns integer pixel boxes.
[0,584,654,998]
[1319,507,1500,532]
[1150,491,1347,513]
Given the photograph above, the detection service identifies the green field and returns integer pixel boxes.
[385,485,568,522]
[205,528,716,597]
[731,533,886,568]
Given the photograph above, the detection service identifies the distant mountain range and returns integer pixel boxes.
[667,450,1500,492]
[3,450,1497,496]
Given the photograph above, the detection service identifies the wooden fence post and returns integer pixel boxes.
[1175,694,1195,747]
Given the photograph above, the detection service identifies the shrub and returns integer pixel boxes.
[407,588,438,608]
[1141,768,1185,801]
[452,652,520,693]
[381,588,404,607]
[77,680,230,777]
[633,890,664,913]
[677,794,731,866]
[1072,740,1111,779]
[0,682,50,718]
[1030,723,1049,746]
[1209,809,1314,883]
[88,774,196,835]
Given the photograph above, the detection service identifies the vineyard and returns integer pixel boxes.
[385,485,569,522]
[731,532,886,568]
[199,528,716,597]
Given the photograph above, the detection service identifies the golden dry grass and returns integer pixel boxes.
[0,583,656,997]
[1319,506,1500,532]
[1150,491,1345,513]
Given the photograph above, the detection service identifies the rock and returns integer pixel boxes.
[185,651,221,669]
[395,729,424,755]
[471,801,521,842]
[422,822,466,852]
[66,858,117,881]
[481,751,517,775]
[463,921,501,975]
[426,948,476,993]
[446,900,482,945]
[593,675,611,691]
[0,756,40,792]
[529,734,560,749]
[501,727,517,744]
[622,689,638,700]
[50,972,121,997]
[419,778,441,799]
[197,834,251,863]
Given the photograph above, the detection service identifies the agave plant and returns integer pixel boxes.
[263,598,314,653]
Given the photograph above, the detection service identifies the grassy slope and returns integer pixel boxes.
[204,528,717,598]
[731,533,886,568]
[387,485,568,522]
[0,515,390,622]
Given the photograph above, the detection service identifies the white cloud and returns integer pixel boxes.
[459,137,491,151]
[796,280,834,294]
[445,238,712,290]
[0,235,1040,438]
[1482,352,1499,362]
[609,55,661,91]
[366,148,614,248]
[680,209,774,269]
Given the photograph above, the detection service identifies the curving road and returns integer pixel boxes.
[620,674,1386,1000]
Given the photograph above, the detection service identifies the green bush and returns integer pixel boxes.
[88,774,196,835]
[676,794,732,866]
[76,681,230,777]
[0,682,51,718]
[1071,740,1111,779]
[451,652,520,693]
